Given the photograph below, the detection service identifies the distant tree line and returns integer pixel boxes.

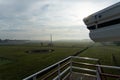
[0,39,10,42]
[0,39,29,43]
[101,41,120,46]
[113,41,120,46]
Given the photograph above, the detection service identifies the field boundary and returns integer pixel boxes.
[73,44,94,56]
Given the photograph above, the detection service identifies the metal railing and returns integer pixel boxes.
[23,56,120,80]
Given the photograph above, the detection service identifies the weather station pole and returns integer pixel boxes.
[49,34,53,47]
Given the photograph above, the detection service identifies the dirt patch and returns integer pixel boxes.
[26,49,54,54]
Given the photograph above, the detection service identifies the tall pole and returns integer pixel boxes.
[50,34,52,46]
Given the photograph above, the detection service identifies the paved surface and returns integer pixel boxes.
[69,72,96,80]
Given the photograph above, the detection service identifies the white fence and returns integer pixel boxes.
[23,56,120,80]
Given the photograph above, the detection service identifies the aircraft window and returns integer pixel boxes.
[87,25,96,30]
[95,15,97,19]
[98,15,102,18]
[87,18,120,30]
[98,18,120,28]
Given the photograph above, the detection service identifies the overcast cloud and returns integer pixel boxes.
[0,0,119,40]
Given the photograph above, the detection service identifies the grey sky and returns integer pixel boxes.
[0,0,119,40]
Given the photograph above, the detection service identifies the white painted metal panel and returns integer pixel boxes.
[90,24,120,42]
[83,2,120,42]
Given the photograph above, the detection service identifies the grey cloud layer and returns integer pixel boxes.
[0,0,119,40]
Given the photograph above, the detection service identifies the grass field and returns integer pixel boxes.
[79,43,120,66]
[0,41,89,80]
[79,43,120,80]
[0,41,120,80]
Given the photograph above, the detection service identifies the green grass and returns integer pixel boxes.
[0,58,12,65]
[0,42,87,80]
[79,44,120,66]
[0,42,120,80]
[79,43,120,80]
